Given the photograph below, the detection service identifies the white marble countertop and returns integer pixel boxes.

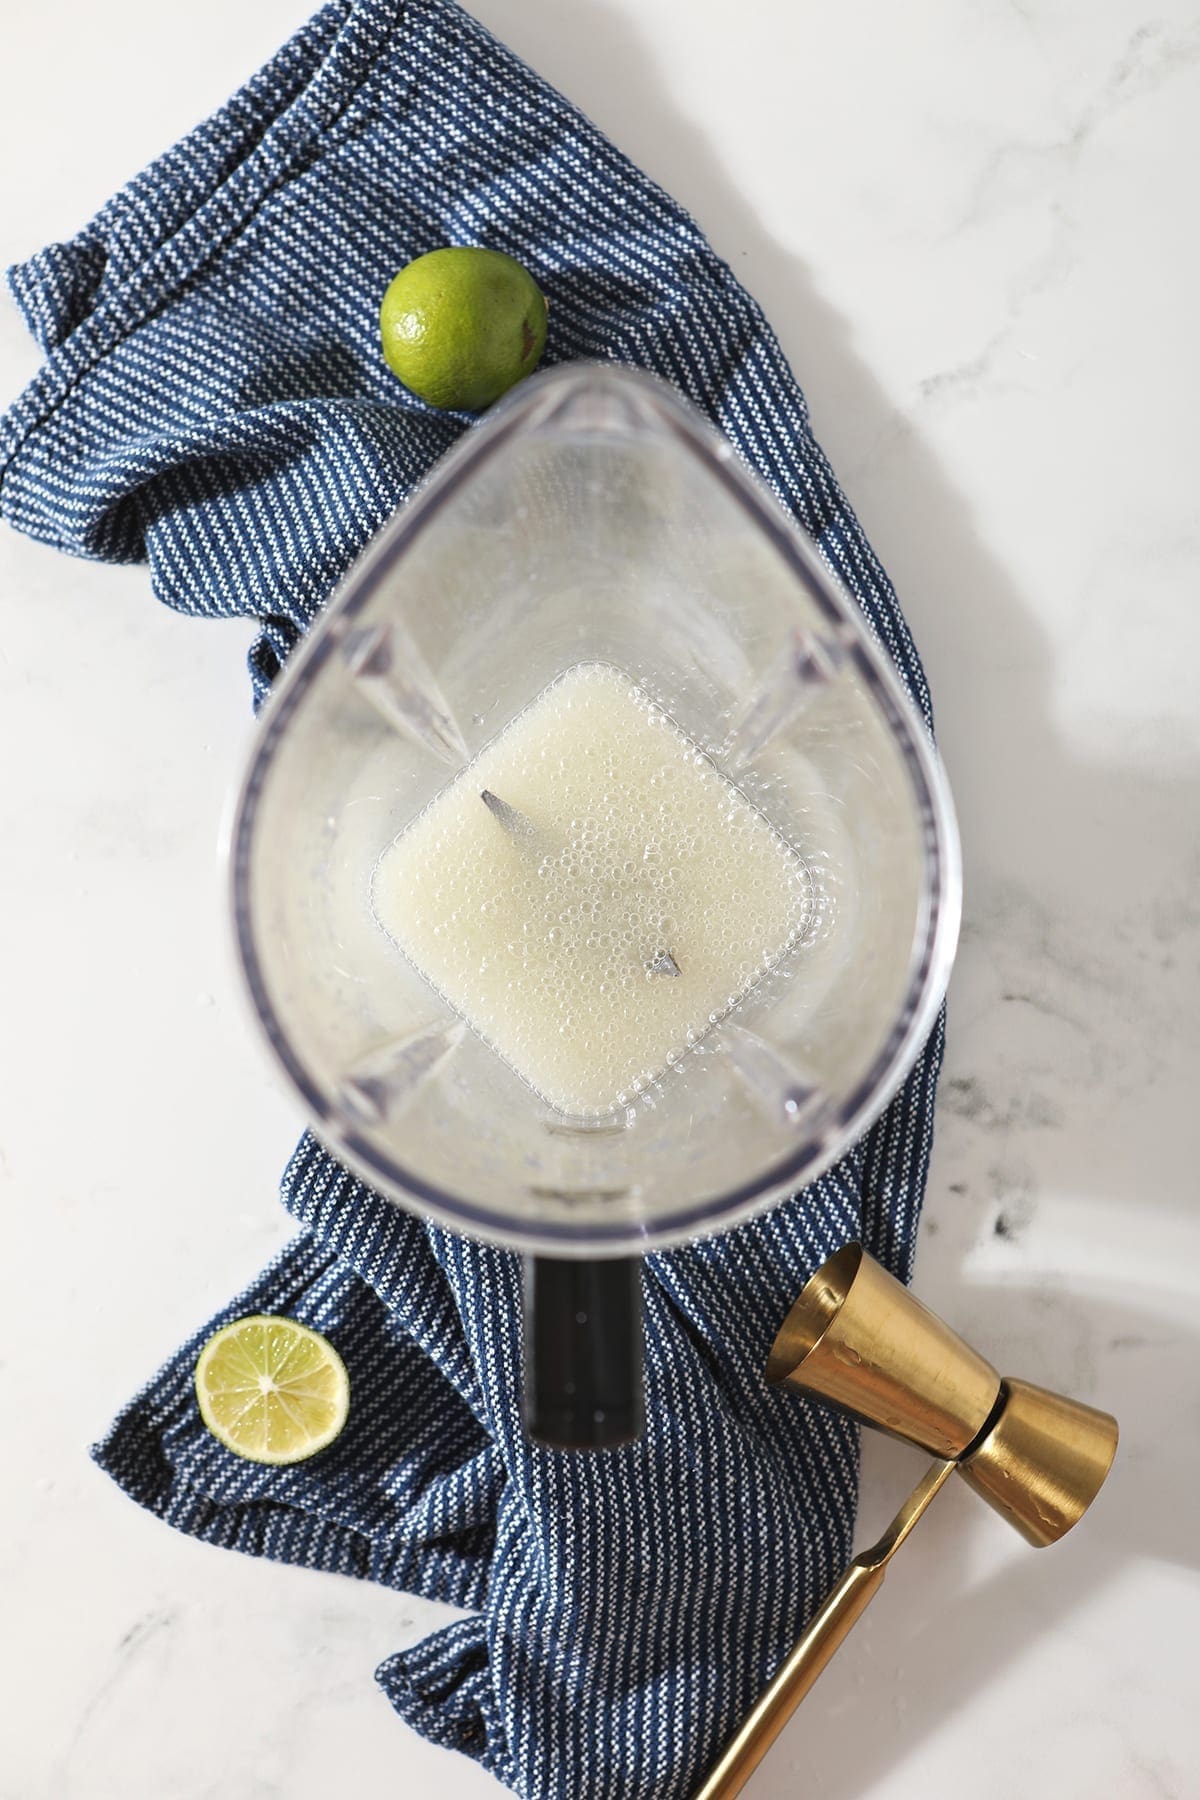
[2,1,1197,1795]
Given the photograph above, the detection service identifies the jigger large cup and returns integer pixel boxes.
[229,367,961,1447]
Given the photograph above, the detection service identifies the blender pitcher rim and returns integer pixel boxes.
[226,362,962,1255]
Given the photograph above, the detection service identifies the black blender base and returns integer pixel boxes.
[523,1255,645,1450]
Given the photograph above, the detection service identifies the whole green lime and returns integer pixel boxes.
[379,247,548,412]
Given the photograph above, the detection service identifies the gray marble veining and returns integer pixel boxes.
[1,0,1197,1795]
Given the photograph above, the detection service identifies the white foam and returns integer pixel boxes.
[372,663,811,1114]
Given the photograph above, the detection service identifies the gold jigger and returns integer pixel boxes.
[693,1243,1118,1800]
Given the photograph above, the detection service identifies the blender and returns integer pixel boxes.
[229,365,960,1448]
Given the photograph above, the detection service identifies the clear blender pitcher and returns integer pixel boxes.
[230,365,960,1449]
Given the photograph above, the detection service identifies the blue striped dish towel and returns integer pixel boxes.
[0,3,945,1794]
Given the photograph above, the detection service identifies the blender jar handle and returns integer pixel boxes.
[523,1256,644,1449]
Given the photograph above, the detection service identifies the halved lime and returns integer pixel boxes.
[194,1315,349,1465]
